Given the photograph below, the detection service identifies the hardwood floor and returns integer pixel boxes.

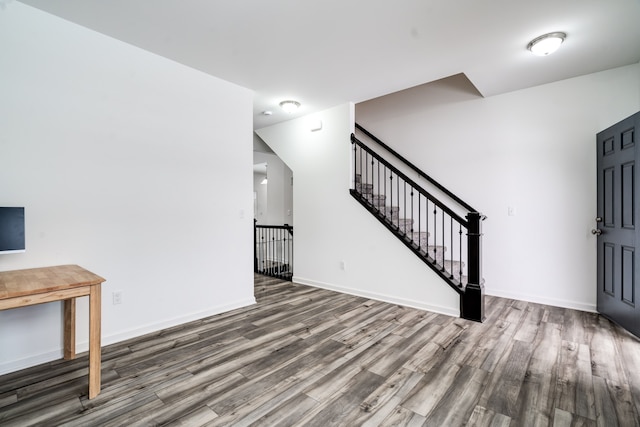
[1,274,640,426]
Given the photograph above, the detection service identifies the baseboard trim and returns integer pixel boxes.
[0,297,256,376]
[293,276,459,318]
[486,288,597,313]
[101,296,257,347]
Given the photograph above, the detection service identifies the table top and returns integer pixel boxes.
[0,265,105,300]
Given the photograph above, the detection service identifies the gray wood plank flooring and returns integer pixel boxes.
[1,274,640,426]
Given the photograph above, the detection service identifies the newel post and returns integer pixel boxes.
[462,212,485,322]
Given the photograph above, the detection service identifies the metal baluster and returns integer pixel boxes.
[426,199,429,255]
[359,144,363,193]
[450,216,454,278]
[263,228,267,274]
[353,142,357,190]
[278,228,283,276]
[267,227,271,275]
[398,180,413,242]
[397,172,400,231]
[390,172,393,224]
[459,223,463,284]
[418,193,421,252]
[410,186,414,244]
[371,157,375,204]
[433,205,437,263]
[260,230,265,273]
[377,157,380,215]
[441,207,445,272]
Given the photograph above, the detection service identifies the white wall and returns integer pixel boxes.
[0,3,255,374]
[253,172,268,223]
[256,104,461,316]
[356,64,640,311]
[253,152,293,225]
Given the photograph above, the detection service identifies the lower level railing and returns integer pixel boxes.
[254,220,293,281]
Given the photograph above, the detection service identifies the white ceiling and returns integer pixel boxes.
[19,0,640,130]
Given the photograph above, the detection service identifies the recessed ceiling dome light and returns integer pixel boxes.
[279,100,301,113]
[527,32,566,56]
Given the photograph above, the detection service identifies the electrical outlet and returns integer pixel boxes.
[340,261,346,271]
[112,291,123,305]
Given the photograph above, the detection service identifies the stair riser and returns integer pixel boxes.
[424,246,446,263]
[410,231,429,245]
[364,194,386,207]
[356,183,374,194]
[393,219,414,234]
[443,260,465,276]
[378,206,399,220]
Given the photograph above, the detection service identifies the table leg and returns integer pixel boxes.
[88,284,102,399]
[63,299,76,359]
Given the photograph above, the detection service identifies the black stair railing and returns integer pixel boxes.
[254,220,293,281]
[351,124,486,322]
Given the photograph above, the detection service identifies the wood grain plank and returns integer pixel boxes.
[554,341,596,420]
[615,327,640,420]
[245,392,319,427]
[592,376,620,427]
[349,368,424,427]
[466,405,511,427]
[512,321,562,426]
[297,370,385,427]
[552,407,596,427]
[133,374,247,425]
[379,406,426,427]
[203,371,326,427]
[164,405,219,426]
[401,362,462,417]
[599,377,639,427]
[0,393,83,426]
[513,303,543,343]
[483,339,534,418]
[208,339,345,415]
[590,316,628,386]
[422,364,489,426]
[237,324,346,380]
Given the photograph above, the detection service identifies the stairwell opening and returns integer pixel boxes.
[253,133,294,281]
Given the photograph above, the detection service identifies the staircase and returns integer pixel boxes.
[350,124,486,322]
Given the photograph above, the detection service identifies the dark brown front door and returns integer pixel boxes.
[596,111,640,337]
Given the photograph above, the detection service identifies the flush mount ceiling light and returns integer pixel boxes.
[527,32,566,56]
[279,100,301,113]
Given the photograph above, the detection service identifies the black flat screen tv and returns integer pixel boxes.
[0,207,25,254]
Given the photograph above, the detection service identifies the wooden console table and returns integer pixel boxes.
[0,265,105,399]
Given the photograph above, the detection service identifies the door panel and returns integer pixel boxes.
[621,246,634,305]
[603,243,615,295]
[622,162,634,228]
[597,111,640,337]
[603,167,614,227]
